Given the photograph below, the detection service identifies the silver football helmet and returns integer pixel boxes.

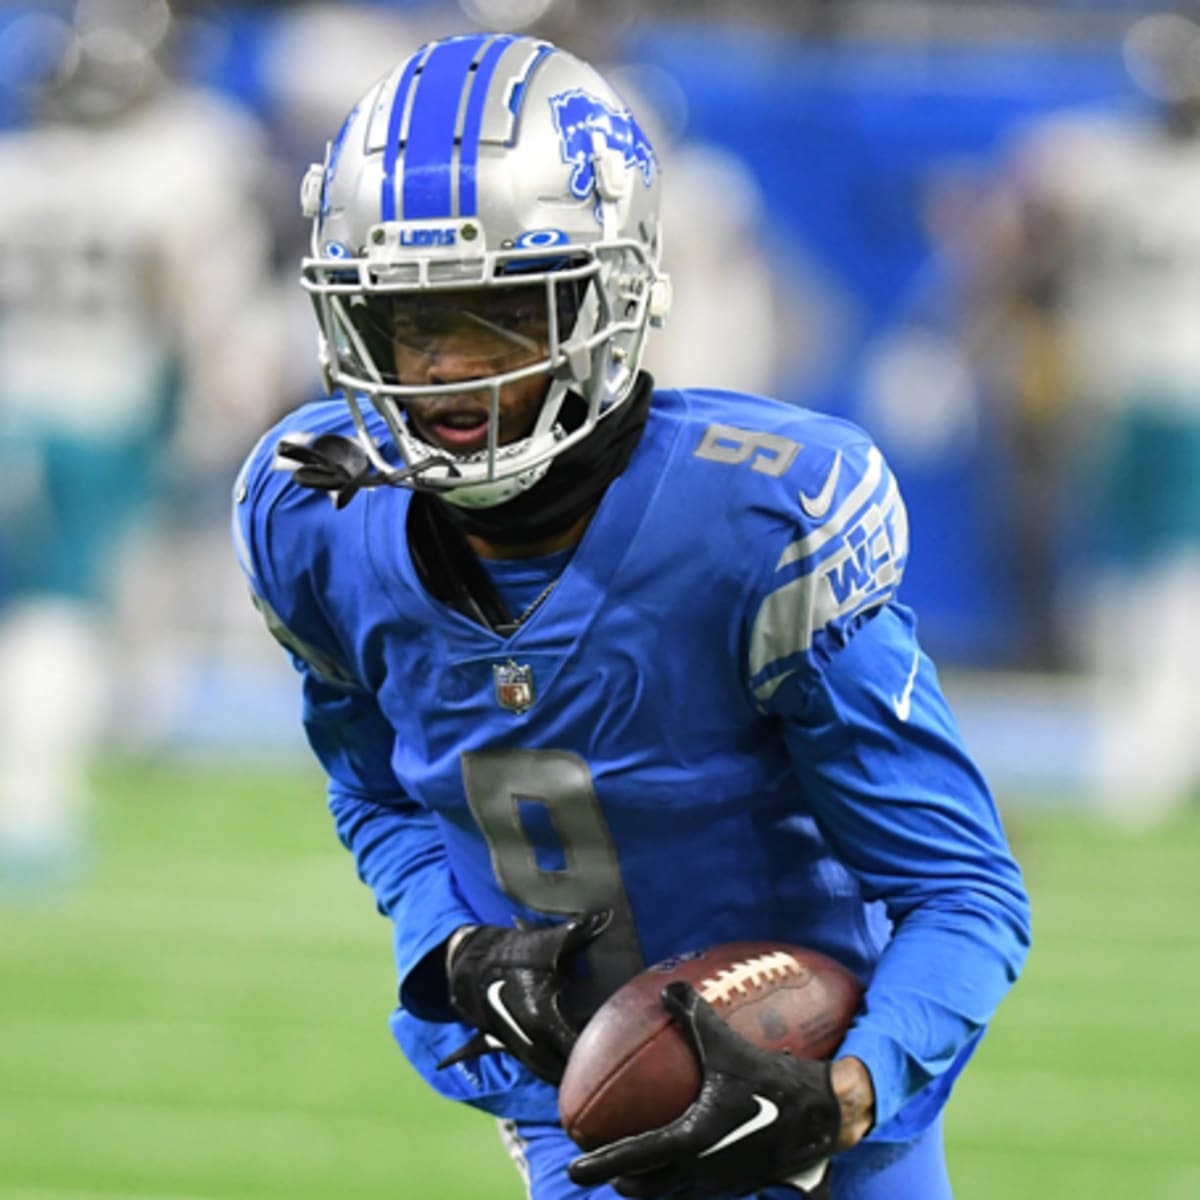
[300,33,671,508]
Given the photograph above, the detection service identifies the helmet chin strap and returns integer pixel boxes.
[432,372,654,547]
[275,432,461,510]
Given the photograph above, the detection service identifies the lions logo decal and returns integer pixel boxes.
[549,89,657,206]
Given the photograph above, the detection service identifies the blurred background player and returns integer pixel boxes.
[974,10,1200,822]
[0,0,277,889]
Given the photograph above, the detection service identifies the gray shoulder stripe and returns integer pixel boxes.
[232,510,255,583]
[776,446,884,571]
[750,472,907,683]
[749,566,898,685]
[749,571,821,681]
[231,432,276,584]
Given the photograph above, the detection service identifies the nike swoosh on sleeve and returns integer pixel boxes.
[797,451,842,520]
[697,1094,779,1158]
[891,648,920,721]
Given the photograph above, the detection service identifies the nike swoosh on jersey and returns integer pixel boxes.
[697,1094,780,1158]
[797,451,842,520]
[486,980,534,1046]
[892,649,920,721]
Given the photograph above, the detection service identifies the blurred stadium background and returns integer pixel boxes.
[0,0,1198,1196]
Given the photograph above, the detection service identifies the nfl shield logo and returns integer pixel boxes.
[494,660,536,714]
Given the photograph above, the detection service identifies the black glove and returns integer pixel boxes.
[437,911,610,1085]
[568,981,841,1198]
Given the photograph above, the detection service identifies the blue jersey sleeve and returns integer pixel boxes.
[231,418,475,1022]
[771,605,1030,1133]
[746,431,1030,1135]
[304,674,476,1021]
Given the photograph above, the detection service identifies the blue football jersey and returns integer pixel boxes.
[233,386,1030,1142]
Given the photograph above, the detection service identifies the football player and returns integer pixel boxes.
[976,11,1200,822]
[234,33,1030,1199]
[0,0,275,887]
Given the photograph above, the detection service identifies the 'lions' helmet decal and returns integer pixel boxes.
[299,33,671,509]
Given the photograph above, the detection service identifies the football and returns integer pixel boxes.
[558,941,864,1150]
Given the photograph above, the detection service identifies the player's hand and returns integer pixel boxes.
[568,981,840,1198]
[437,911,611,1085]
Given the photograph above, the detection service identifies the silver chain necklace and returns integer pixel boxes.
[494,577,560,637]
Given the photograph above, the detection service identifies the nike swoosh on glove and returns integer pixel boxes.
[568,980,840,1198]
[437,910,610,1085]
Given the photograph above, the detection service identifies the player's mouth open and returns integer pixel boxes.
[419,409,491,453]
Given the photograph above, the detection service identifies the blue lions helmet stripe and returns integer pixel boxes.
[380,48,426,222]
[549,88,657,207]
[458,34,516,216]
[402,34,489,220]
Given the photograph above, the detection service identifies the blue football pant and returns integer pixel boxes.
[497,1114,952,1200]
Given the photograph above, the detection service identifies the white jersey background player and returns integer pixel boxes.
[996,12,1200,821]
[0,0,278,886]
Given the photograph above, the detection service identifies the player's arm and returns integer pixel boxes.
[744,433,1030,1134]
[231,437,475,1024]
[572,437,905,1197]
[308,660,608,1086]
[772,600,1031,1132]
[309,647,610,1083]
[232,437,605,1081]
[300,667,478,1021]
[572,433,1029,1197]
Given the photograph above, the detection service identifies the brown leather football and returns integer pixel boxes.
[558,941,864,1150]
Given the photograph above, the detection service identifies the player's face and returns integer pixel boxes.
[390,285,554,455]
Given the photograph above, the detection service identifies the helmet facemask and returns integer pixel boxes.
[304,234,661,507]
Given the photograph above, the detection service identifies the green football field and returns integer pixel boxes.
[2,759,1198,1199]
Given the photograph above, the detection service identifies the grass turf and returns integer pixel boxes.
[1,761,1198,1198]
